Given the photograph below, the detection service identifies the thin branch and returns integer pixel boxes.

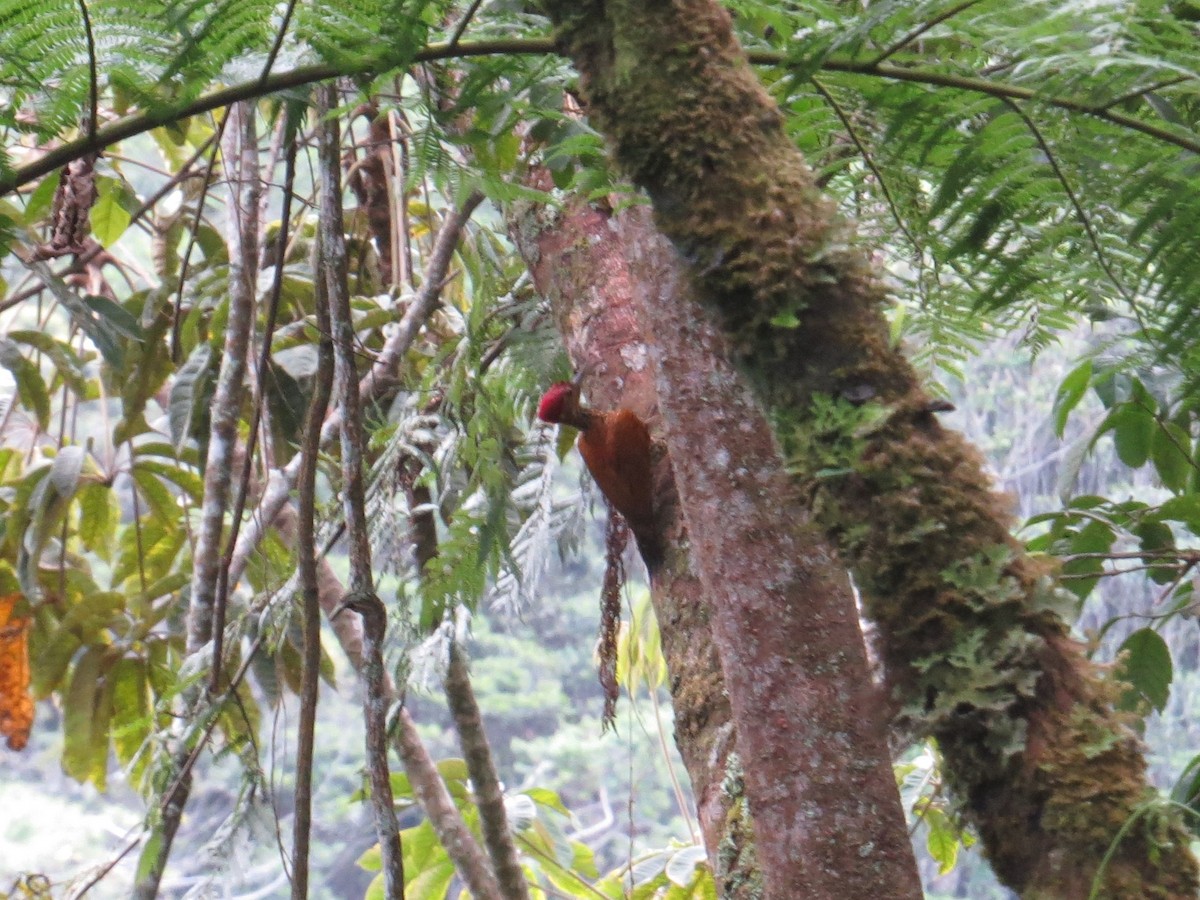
[392,706,505,900]
[1058,550,1200,563]
[225,191,482,591]
[7,39,1200,197]
[1097,75,1191,112]
[870,0,985,66]
[316,82,405,899]
[291,190,335,900]
[261,0,300,82]
[170,115,228,363]
[447,0,487,50]
[1001,98,1133,305]
[76,0,99,139]
[134,103,261,900]
[209,110,299,693]
[810,76,920,257]
[186,103,261,659]
[445,641,531,900]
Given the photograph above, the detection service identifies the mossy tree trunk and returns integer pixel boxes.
[538,1,1199,897]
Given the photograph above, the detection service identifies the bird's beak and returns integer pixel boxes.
[570,370,585,388]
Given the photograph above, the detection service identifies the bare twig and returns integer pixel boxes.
[210,108,300,693]
[291,174,336,899]
[317,82,405,899]
[445,641,531,900]
[134,102,261,900]
[870,0,984,66]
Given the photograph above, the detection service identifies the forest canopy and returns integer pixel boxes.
[2,0,1200,897]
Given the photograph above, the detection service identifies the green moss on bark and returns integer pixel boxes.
[542,0,1200,895]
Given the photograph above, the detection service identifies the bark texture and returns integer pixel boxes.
[511,185,920,897]
[540,2,1199,897]
[619,206,920,899]
[508,189,746,888]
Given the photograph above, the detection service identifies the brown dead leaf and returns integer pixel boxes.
[0,593,34,751]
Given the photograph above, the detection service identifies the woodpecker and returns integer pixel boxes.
[538,375,660,567]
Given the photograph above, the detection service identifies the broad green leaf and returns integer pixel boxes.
[109,655,150,766]
[1053,360,1091,437]
[555,425,578,461]
[83,294,143,342]
[133,459,203,504]
[1132,520,1177,585]
[402,820,441,874]
[406,859,454,900]
[436,758,470,782]
[91,178,133,246]
[136,830,164,886]
[1150,420,1192,493]
[358,844,382,872]
[59,591,126,644]
[1154,495,1200,533]
[23,173,60,225]
[924,807,961,875]
[18,448,89,597]
[1103,403,1154,469]
[1116,628,1172,714]
[168,343,212,452]
[62,646,108,785]
[31,628,81,698]
[77,481,118,560]
[0,338,50,429]
[524,786,570,816]
[7,330,88,397]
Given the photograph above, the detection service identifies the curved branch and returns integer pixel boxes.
[810,76,920,256]
[5,39,1199,198]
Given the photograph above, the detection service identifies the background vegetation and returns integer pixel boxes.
[2,0,1200,896]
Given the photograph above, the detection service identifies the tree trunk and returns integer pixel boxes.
[511,182,921,897]
[540,1,1199,897]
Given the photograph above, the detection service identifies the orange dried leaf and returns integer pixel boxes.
[0,592,34,751]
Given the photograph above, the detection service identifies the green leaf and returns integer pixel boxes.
[91,178,133,246]
[436,757,470,782]
[23,173,60,225]
[664,845,708,887]
[168,343,213,452]
[924,807,961,875]
[1154,495,1200,533]
[1133,520,1176,585]
[18,448,89,597]
[0,338,50,429]
[83,294,144,342]
[1053,360,1091,437]
[525,786,570,816]
[1103,403,1154,468]
[555,425,578,461]
[77,481,117,560]
[62,646,107,785]
[7,330,89,397]
[406,860,454,900]
[31,628,81,698]
[1150,420,1192,493]
[109,655,150,766]
[136,830,164,887]
[1115,628,1172,714]
[358,844,383,872]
